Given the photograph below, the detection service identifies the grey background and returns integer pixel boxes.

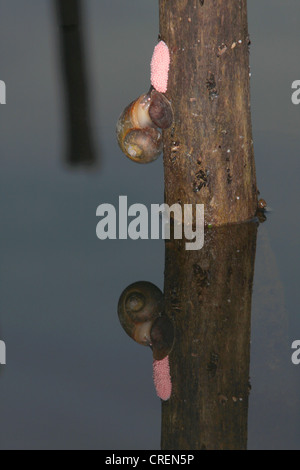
[0,0,299,449]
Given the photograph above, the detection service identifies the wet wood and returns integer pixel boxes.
[161,222,258,450]
[159,0,257,225]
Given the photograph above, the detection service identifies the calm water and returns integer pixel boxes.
[0,0,299,450]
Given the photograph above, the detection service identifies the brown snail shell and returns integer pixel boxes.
[118,281,164,346]
[148,90,174,130]
[150,315,174,361]
[116,88,173,164]
[118,281,174,359]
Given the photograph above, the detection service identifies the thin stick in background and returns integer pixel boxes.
[55,0,97,167]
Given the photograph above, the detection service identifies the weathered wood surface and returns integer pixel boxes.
[161,222,258,450]
[160,0,257,225]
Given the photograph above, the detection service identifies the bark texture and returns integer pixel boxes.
[161,222,258,450]
[159,0,257,225]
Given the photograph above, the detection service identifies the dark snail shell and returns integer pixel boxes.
[118,281,164,347]
[148,90,174,130]
[116,88,173,164]
[150,315,174,360]
[118,281,174,359]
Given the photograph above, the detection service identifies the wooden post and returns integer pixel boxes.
[56,0,97,166]
[159,0,257,225]
[159,0,259,450]
[161,222,258,450]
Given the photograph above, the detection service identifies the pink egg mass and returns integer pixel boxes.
[153,356,172,401]
[151,41,170,94]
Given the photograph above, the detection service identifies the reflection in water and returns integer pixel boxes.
[249,225,299,449]
[118,282,174,401]
[161,222,258,450]
[117,222,259,449]
[55,0,97,167]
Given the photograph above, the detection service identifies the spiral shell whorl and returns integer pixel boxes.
[118,281,164,347]
[116,89,173,164]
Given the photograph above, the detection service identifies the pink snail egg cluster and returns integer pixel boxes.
[153,356,172,401]
[151,41,170,94]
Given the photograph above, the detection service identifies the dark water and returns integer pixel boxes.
[0,0,299,450]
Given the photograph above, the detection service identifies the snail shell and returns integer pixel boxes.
[118,281,164,346]
[150,315,174,361]
[118,281,174,360]
[116,89,173,164]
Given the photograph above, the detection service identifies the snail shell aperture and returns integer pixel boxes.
[150,315,174,361]
[118,281,174,360]
[116,88,173,164]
